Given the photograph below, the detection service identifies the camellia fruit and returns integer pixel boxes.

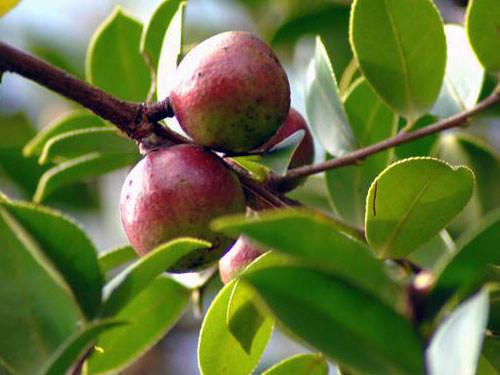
[262,108,315,191]
[120,144,246,272]
[219,236,262,284]
[170,31,290,153]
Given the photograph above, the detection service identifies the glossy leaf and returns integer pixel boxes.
[431,25,484,118]
[431,211,500,309]
[87,276,190,374]
[141,0,182,71]
[489,268,500,333]
[305,37,355,157]
[156,1,185,100]
[198,280,273,375]
[0,207,79,374]
[41,320,124,375]
[230,156,268,183]
[23,111,106,158]
[243,266,424,374]
[437,133,500,235]
[39,128,137,164]
[271,5,352,78]
[227,281,266,353]
[99,246,138,274]
[466,0,500,73]
[258,130,304,175]
[365,158,474,258]
[326,79,397,226]
[101,238,210,317]
[408,230,455,271]
[394,115,438,159]
[0,114,98,207]
[482,337,500,372]
[0,0,20,17]
[476,356,499,375]
[350,0,446,119]
[426,290,489,375]
[213,209,404,311]
[262,353,328,375]
[0,199,103,319]
[86,7,151,101]
[33,152,139,203]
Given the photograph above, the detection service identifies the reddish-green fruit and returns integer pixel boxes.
[170,31,290,153]
[120,145,245,272]
[219,236,262,284]
[262,108,315,191]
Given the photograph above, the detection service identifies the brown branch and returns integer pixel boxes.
[0,41,175,140]
[0,41,291,211]
[280,92,500,184]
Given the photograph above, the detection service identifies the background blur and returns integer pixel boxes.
[0,0,475,373]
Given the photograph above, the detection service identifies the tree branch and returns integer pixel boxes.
[279,92,500,184]
[0,41,291,210]
[0,41,175,140]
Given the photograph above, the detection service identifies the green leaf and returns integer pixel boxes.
[489,273,500,335]
[271,5,352,79]
[198,281,273,375]
[99,246,138,274]
[33,152,139,203]
[86,7,151,101]
[477,355,500,375]
[141,0,182,71]
[0,199,103,319]
[230,156,269,183]
[39,128,137,164]
[23,111,106,158]
[437,133,500,235]
[466,0,500,73]
[243,266,424,374]
[213,209,405,311]
[0,207,80,374]
[326,79,398,227]
[350,0,446,119]
[408,230,455,271]
[258,131,305,175]
[305,37,355,157]
[431,211,500,310]
[86,276,190,374]
[426,290,489,375]
[101,238,210,317]
[261,353,328,375]
[394,115,439,159]
[41,320,124,375]
[0,114,99,208]
[226,281,266,353]
[482,337,500,372]
[365,157,475,258]
[287,175,333,213]
[156,1,185,101]
[431,25,484,118]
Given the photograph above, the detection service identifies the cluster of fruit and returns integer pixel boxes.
[120,32,314,280]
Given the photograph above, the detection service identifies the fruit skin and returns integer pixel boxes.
[219,236,262,284]
[262,108,315,191]
[170,31,290,153]
[120,144,246,272]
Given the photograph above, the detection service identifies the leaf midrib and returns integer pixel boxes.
[379,168,442,257]
[382,0,413,117]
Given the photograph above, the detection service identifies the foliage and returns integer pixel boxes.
[0,0,499,374]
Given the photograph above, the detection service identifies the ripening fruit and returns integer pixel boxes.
[262,108,315,191]
[120,145,246,272]
[219,236,262,284]
[170,31,290,153]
